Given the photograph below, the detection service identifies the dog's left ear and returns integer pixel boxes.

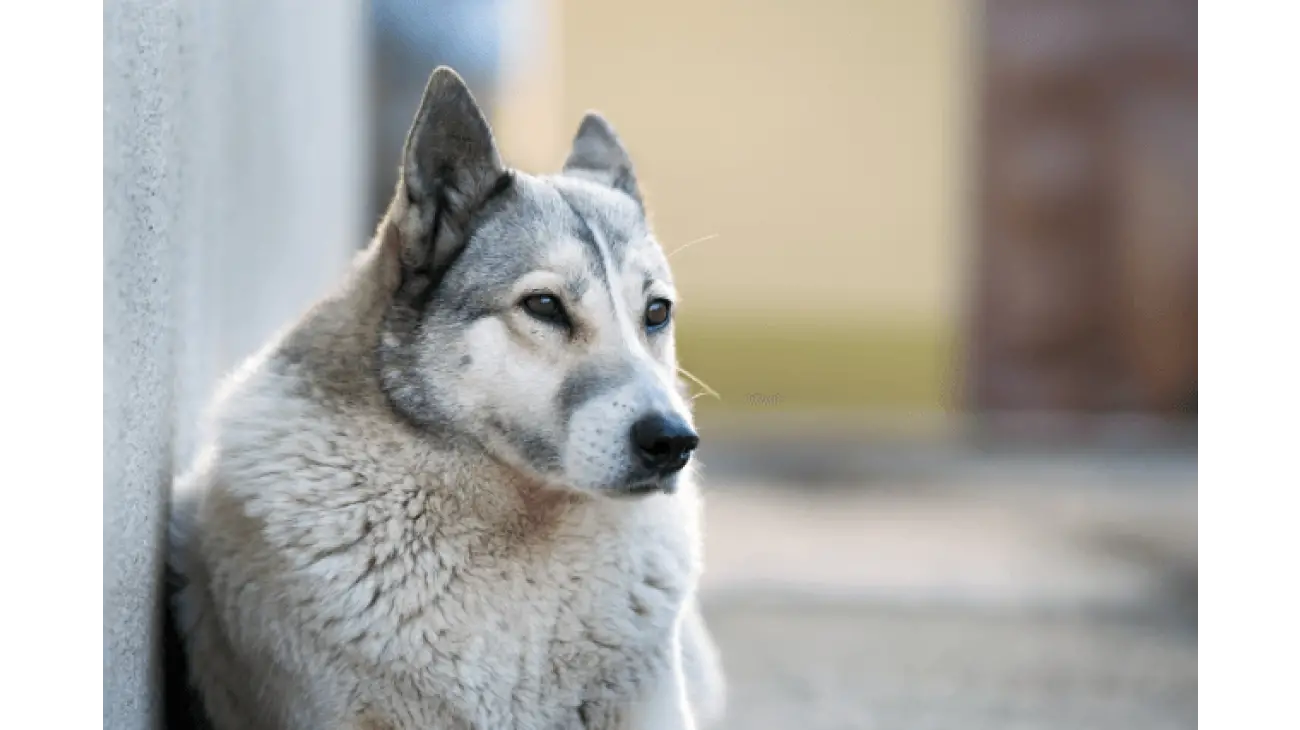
[562,112,642,206]
[395,67,510,287]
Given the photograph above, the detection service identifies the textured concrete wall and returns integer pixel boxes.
[104,3,366,728]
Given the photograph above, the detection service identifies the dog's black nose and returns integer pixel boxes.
[631,414,700,475]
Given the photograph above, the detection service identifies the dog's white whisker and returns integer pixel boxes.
[678,366,721,401]
[667,233,720,258]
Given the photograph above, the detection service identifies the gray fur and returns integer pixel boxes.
[487,414,563,474]
[553,175,649,269]
[399,66,508,278]
[169,66,724,730]
[563,112,643,208]
[559,361,636,428]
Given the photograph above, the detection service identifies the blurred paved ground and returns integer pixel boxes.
[700,601,1194,730]
[693,450,1196,729]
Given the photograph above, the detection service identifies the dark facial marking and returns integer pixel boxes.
[447,296,497,324]
[549,177,649,271]
[558,362,635,427]
[553,185,610,287]
[566,273,591,302]
[488,415,561,473]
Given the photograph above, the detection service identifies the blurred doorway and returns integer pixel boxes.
[968,0,1197,436]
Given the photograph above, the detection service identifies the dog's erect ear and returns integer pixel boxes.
[396,67,509,283]
[562,112,642,205]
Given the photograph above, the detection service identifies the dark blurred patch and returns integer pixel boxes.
[968,0,1197,427]
[1080,524,1198,635]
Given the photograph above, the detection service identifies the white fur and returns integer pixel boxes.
[171,67,724,730]
[169,245,724,730]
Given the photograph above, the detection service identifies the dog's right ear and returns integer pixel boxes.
[390,67,510,298]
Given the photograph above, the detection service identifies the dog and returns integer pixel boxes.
[167,66,725,730]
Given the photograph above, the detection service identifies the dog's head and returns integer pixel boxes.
[376,67,697,498]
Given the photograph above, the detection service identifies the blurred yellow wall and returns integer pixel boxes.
[496,0,971,411]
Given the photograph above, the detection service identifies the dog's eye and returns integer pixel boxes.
[644,299,672,331]
[521,294,567,324]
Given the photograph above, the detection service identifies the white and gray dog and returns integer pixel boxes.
[166,67,725,730]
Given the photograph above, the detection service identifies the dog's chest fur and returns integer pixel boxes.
[179,362,701,730]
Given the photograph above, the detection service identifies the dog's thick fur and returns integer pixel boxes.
[168,67,724,730]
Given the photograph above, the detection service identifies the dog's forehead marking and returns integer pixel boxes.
[435,176,591,312]
[449,172,673,359]
[551,184,652,356]
[551,177,670,282]
[535,236,595,301]
[460,173,666,296]
[549,176,645,265]
[553,186,614,290]
[592,226,646,353]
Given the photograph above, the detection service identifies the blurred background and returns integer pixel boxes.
[369,0,1196,432]
[105,1,1196,728]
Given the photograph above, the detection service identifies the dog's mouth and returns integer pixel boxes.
[610,478,675,499]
